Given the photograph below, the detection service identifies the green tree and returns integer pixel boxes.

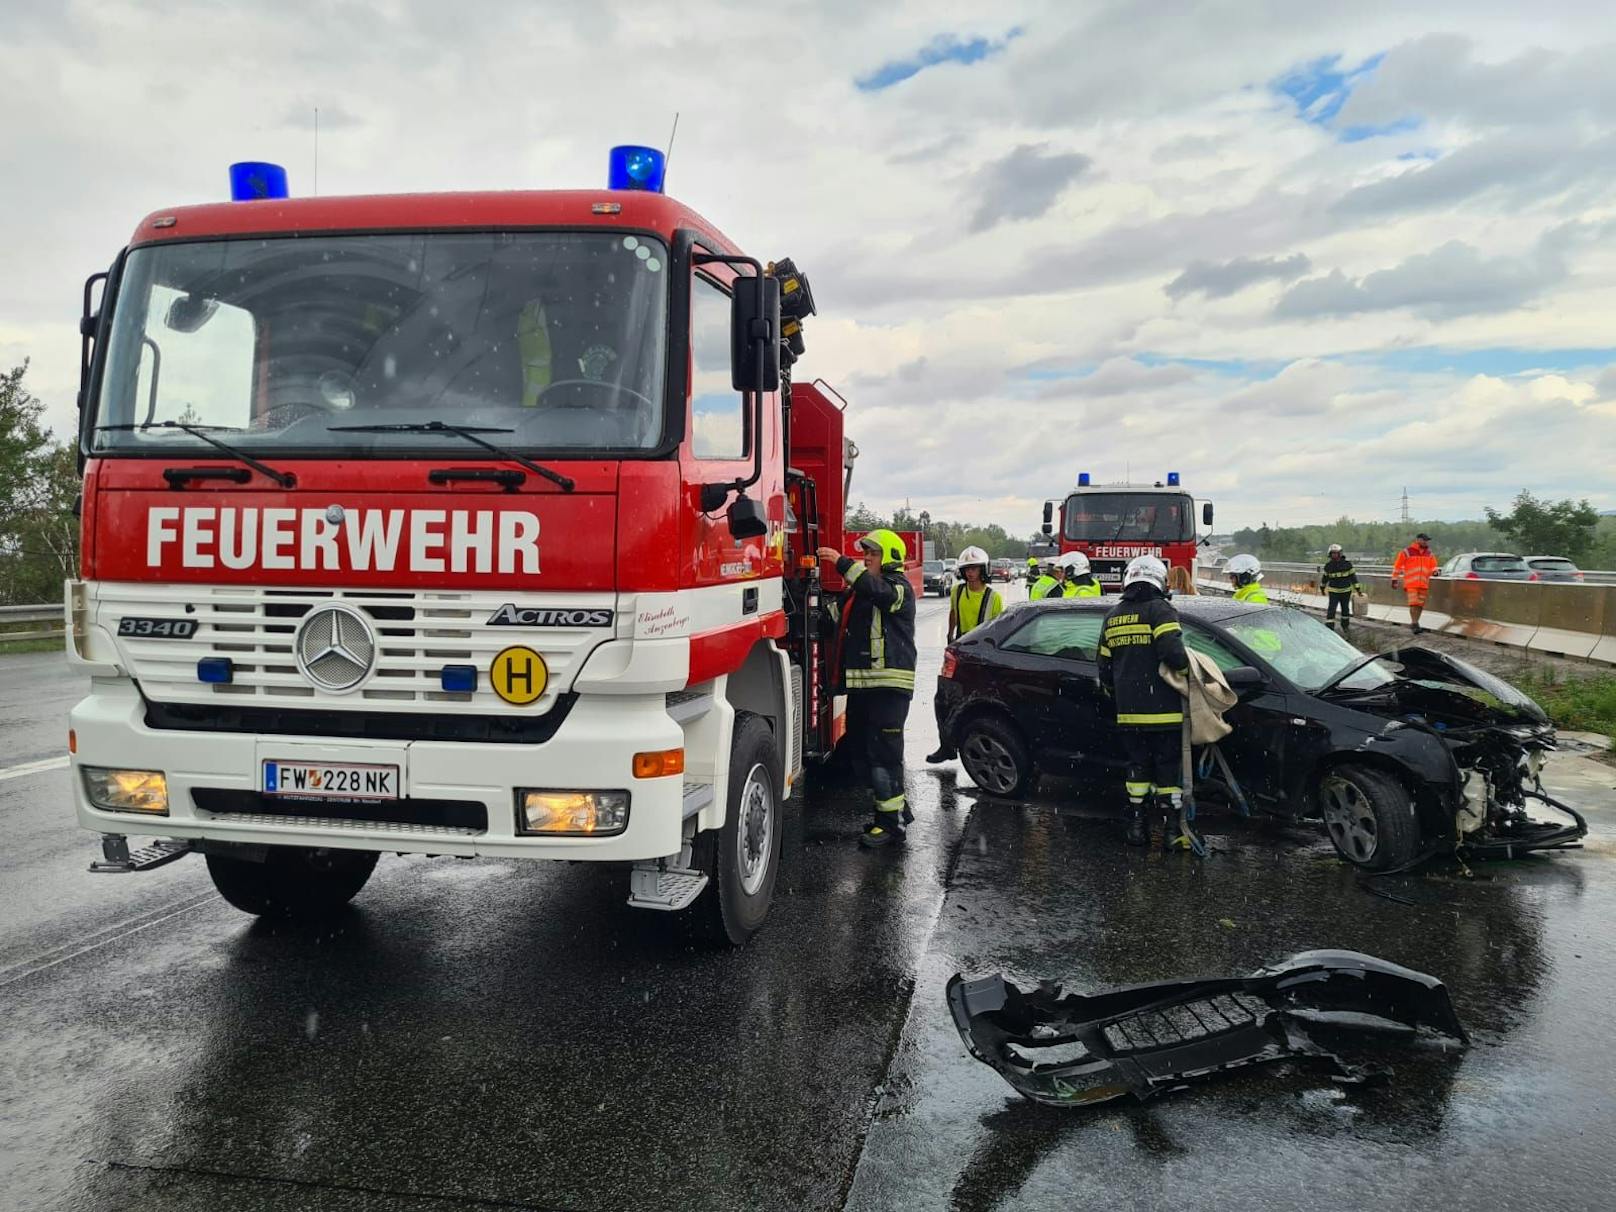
[1485,491,1600,561]
[0,362,80,605]
[0,361,52,531]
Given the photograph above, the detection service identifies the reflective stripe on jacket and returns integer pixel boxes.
[835,557,918,694]
[1392,546,1437,588]
[1321,557,1358,596]
[1097,585,1190,729]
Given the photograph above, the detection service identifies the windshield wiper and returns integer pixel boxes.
[328,420,575,492]
[1318,650,1401,695]
[94,421,295,488]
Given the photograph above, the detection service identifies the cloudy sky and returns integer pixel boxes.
[3,0,1615,534]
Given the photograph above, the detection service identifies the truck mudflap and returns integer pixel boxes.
[946,949,1468,1108]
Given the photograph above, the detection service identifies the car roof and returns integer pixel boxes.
[1453,552,1523,559]
[1524,555,1575,562]
[1016,595,1271,624]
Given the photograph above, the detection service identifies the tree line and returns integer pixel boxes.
[844,502,1037,561]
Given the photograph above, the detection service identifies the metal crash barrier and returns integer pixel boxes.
[1199,563,1616,667]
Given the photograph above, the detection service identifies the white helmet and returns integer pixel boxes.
[1328,543,1343,555]
[1059,551,1090,575]
[1227,553,1262,580]
[1123,554,1168,591]
[957,545,990,572]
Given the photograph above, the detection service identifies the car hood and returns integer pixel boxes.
[1336,647,1549,729]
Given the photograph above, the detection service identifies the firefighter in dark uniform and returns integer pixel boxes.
[818,530,918,848]
[1098,555,1191,847]
[1320,543,1361,635]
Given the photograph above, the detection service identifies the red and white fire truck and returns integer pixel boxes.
[66,149,861,944]
[1040,473,1214,591]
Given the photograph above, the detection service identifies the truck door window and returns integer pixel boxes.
[690,274,747,460]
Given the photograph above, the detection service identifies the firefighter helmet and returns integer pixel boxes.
[858,528,907,568]
[1226,553,1262,583]
[1123,555,1168,591]
[1059,551,1091,576]
[1027,556,1039,567]
[1328,543,1343,555]
[957,545,990,574]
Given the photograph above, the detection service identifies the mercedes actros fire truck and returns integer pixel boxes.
[66,148,861,944]
[1040,472,1215,590]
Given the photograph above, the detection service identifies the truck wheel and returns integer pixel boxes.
[958,714,1033,799]
[206,846,379,920]
[1318,765,1420,871]
[692,712,783,946]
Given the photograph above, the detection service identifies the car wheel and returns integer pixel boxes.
[957,714,1033,798]
[206,846,379,920]
[691,712,782,946]
[1318,764,1420,871]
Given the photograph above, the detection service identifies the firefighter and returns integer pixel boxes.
[1320,543,1362,635]
[1030,560,1062,601]
[1391,533,1438,634]
[1060,551,1102,597]
[1099,556,1192,847]
[1025,556,1040,588]
[818,530,918,848]
[926,546,1002,765]
[1226,553,1269,604]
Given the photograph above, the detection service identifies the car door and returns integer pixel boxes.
[995,610,1111,770]
[1180,624,1296,807]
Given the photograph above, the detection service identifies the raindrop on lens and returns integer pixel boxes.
[645,258,661,272]
[635,245,650,261]
[622,236,639,250]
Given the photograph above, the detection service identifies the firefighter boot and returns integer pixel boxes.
[1125,801,1148,847]
[861,792,909,849]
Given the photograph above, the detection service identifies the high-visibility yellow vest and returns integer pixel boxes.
[952,583,1003,634]
[1030,575,1060,601]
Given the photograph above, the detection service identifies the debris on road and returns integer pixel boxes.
[946,949,1468,1108]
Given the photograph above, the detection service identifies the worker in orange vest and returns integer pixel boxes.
[1391,533,1438,635]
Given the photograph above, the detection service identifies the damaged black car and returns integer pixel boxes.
[934,597,1587,870]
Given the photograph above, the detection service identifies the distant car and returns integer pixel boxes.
[991,559,1015,583]
[1523,556,1584,583]
[922,560,955,597]
[1436,553,1535,581]
[934,597,1585,871]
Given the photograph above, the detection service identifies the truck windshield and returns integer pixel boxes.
[1064,493,1192,542]
[90,232,669,456]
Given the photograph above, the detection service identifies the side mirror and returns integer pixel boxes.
[1041,501,1053,536]
[731,277,781,392]
[1202,502,1214,527]
[726,493,768,540]
[1225,665,1265,688]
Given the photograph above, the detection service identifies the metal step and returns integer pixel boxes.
[666,690,714,727]
[89,835,192,874]
[682,781,715,819]
[627,862,709,911]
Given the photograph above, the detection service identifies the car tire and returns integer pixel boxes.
[692,712,783,946]
[957,713,1034,799]
[1317,764,1420,871]
[206,846,379,920]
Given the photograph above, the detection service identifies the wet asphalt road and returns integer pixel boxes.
[4,591,1616,1211]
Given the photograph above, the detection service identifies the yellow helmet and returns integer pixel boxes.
[858,528,907,568]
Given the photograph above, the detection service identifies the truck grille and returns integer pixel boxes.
[96,583,616,715]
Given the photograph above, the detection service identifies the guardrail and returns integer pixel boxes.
[1234,560,1616,586]
[1201,567,1616,666]
[0,603,65,644]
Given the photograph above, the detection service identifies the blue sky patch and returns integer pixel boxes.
[856,30,1020,92]
[1345,346,1616,377]
[1271,51,1418,141]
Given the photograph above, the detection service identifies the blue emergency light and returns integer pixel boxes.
[1167,471,1181,486]
[608,145,667,193]
[439,665,478,693]
[1078,472,1091,487]
[229,161,289,202]
[196,657,234,684]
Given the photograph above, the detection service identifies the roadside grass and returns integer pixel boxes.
[0,634,65,655]
[1515,671,1616,746]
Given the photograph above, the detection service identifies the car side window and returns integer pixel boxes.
[690,274,747,459]
[1002,613,1104,661]
[1182,626,1244,671]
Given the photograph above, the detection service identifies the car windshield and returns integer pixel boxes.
[1472,555,1527,573]
[90,232,670,455]
[1063,492,1192,542]
[1222,607,1397,692]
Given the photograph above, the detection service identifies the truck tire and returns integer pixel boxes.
[206,846,379,921]
[958,713,1034,799]
[692,712,783,946]
[1318,764,1420,872]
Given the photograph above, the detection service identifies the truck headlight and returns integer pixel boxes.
[82,767,169,814]
[517,790,629,836]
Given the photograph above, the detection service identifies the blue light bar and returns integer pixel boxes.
[440,665,478,693]
[229,161,289,202]
[608,145,666,193]
[1167,471,1181,486]
[1078,472,1091,487]
[197,657,234,684]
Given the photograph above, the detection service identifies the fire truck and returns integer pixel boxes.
[1040,472,1214,591]
[65,148,862,944]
